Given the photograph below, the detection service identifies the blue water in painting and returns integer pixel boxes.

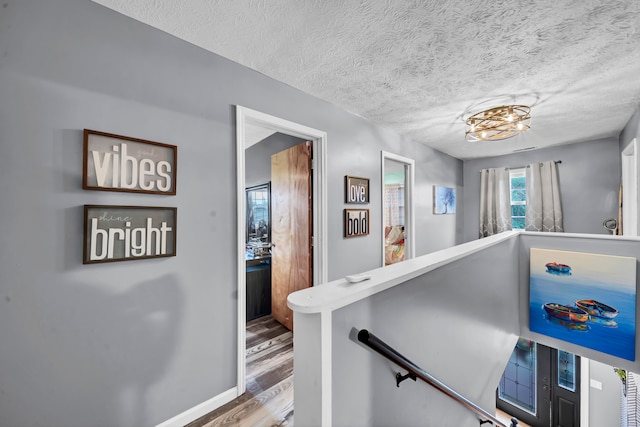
[530,273,636,361]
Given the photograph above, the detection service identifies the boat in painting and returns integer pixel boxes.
[575,299,619,319]
[543,303,589,323]
[545,262,572,275]
[546,315,589,331]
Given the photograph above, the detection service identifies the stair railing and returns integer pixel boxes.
[357,329,518,427]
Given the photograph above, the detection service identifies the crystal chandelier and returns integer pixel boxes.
[465,105,531,141]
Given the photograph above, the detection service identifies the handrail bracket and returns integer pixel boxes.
[396,371,417,387]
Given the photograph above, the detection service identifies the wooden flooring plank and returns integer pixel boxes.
[246,331,292,363]
[247,342,292,378]
[246,325,289,349]
[200,376,294,427]
[187,316,294,427]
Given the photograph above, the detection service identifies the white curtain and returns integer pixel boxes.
[384,184,403,227]
[479,167,512,237]
[622,371,640,427]
[525,161,563,232]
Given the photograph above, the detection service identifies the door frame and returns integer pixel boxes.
[622,138,639,236]
[380,151,415,266]
[235,106,328,395]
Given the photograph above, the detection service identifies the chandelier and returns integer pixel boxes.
[465,105,531,141]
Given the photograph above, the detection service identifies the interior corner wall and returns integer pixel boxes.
[462,138,621,242]
[620,107,640,152]
[0,1,462,426]
[588,359,622,427]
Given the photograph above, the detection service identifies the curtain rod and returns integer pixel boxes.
[480,160,562,173]
[518,160,561,169]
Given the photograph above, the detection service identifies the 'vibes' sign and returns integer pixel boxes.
[83,130,177,194]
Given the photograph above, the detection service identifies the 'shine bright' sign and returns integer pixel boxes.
[83,205,177,264]
[83,129,177,195]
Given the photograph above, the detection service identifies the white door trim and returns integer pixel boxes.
[235,106,328,394]
[380,151,415,266]
[622,138,638,236]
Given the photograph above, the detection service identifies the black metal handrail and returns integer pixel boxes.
[357,329,518,427]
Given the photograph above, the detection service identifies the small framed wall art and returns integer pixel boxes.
[344,208,369,238]
[345,175,370,204]
[83,129,177,195]
[83,205,177,264]
[433,185,456,214]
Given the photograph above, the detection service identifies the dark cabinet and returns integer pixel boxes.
[246,258,271,321]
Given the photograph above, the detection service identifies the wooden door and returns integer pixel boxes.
[270,142,312,331]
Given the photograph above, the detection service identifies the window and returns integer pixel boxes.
[510,168,526,229]
[557,350,576,392]
[498,338,537,414]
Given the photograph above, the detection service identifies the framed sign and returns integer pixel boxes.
[83,129,177,195]
[83,205,177,264]
[345,175,370,204]
[344,209,369,238]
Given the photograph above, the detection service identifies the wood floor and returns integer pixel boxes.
[496,409,532,427]
[186,316,293,427]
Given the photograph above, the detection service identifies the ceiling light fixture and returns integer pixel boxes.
[465,105,531,142]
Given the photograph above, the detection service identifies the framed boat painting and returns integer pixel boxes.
[529,248,636,361]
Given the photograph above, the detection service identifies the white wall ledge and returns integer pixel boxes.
[288,231,520,314]
[288,231,639,315]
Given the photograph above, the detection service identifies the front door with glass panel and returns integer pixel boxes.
[498,339,580,427]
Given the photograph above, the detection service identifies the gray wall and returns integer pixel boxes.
[462,138,621,242]
[0,1,462,426]
[245,133,306,187]
[588,360,622,427]
[620,108,640,153]
[328,239,520,426]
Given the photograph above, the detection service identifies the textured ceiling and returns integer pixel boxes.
[92,0,640,159]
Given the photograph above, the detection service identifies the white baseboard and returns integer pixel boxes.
[155,386,239,427]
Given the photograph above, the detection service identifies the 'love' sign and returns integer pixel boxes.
[345,176,369,204]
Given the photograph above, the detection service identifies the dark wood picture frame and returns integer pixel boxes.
[83,205,177,264]
[83,129,177,195]
[344,208,370,238]
[345,175,370,204]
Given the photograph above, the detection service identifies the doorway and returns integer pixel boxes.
[235,106,327,396]
[381,151,415,266]
[498,339,581,427]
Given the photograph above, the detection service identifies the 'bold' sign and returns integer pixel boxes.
[83,130,177,195]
